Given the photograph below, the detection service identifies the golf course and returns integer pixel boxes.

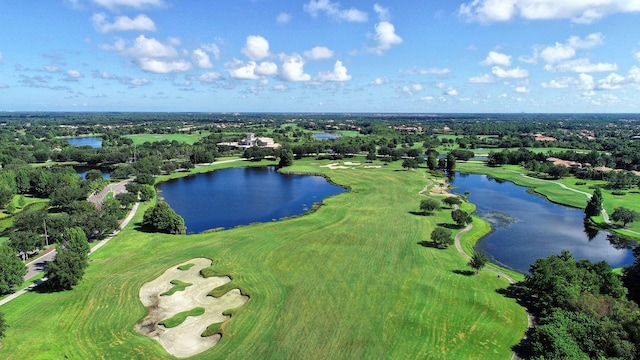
[0,158,527,359]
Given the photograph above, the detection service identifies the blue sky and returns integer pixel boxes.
[1,0,640,113]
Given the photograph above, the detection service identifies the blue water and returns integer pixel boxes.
[314,133,341,140]
[450,173,635,273]
[158,167,346,233]
[67,136,102,148]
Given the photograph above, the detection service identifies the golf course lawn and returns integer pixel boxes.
[0,159,526,359]
[124,133,208,145]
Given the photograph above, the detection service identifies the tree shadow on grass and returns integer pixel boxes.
[437,223,461,229]
[452,269,475,276]
[496,283,536,358]
[409,211,431,216]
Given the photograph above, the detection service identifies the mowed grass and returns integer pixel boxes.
[124,132,208,145]
[0,158,526,359]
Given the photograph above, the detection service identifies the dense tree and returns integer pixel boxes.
[419,198,440,215]
[142,201,186,234]
[0,312,6,342]
[8,231,41,260]
[442,196,462,208]
[278,147,294,167]
[0,245,27,295]
[451,209,472,228]
[584,187,603,217]
[45,227,90,291]
[611,207,640,227]
[84,169,104,183]
[468,251,489,274]
[135,173,155,185]
[446,153,456,172]
[430,226,453,249]
[401,158,418,169]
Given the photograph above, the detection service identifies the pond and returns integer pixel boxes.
[450,173,635,273]
[314,133,341,140]
[157,167,346,233]
[66,136,102,148]
[74,166,111,180]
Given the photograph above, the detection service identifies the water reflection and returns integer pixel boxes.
[450,173,635,273]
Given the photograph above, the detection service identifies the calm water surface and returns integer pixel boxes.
[66,136,102,148]
[314,133,342,139]
[158,167,345,233]
[450,173,635,273]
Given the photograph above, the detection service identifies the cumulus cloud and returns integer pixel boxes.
[492,66,529,78]
[242,35,270,61]
[445,87,458,95]
[370,77,389,85]
[401,67,450,75]
[540,43,576,64]
[373,4,390,21]
[304,0,368,22]
[65,70,83,81]
[515,86,528,93]
[304,46,334,60]
[279,54,311,82]
[370,21,402,55]
[201,43,221,61]
[545,58,618,73]
[100,35,192,74]
[0,52,3,65]
[468,74,493,83]
[93,0,164,9]
[459,0,640,24]
[192,49,213,69]
[92,13,156,33]
[277,13,292,24]
[481,51,511,66]
[193,72,223,83]
[317,61,352,82]
[225,59,278,80]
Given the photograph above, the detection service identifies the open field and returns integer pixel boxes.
[0,158,526,359]
[124,133,208,145]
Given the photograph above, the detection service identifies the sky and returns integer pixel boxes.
[2,0,640,113]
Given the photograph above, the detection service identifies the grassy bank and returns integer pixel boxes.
[0,158,526,359]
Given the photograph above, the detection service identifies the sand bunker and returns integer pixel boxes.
[321,162,350,170]
[135,258,248,358]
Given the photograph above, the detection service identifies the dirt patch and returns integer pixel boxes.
[135,258,248,358]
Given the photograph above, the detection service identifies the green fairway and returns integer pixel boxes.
[0,159,526,359]
[124,133,208,145]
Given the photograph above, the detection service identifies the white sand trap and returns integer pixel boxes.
[320,163,350,170]
[363,165,381,169]
[136,258,248,358]
[343,161,361,166]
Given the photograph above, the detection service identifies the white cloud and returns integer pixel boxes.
[401,67,450,75]
[242,35,270,61]
[100,35,194,74]
[540,43,576,64]
[201,43,221,61]
[194,72,223,83]
[445,87,458,95]
[304,46,334,60]
[541,78,574,88]
[272,84,288,91]
[515,86,528,93]
[459,0,640,24]
[277,13,292,24]
[128,77,150,86]
[317,60,352,82]
[634,51,640,62]
[481,51,511,66]
[370,77,389,85]
[138,58,191,73]
[93,0,164,9]
[578,73,595,90]
[279,54,311,82]
[492,66,529,78]
[373,4,390,21]
[468,74,493,83]
[545,59,618,73]
[192,49,213,69]
[0,52,4,65]
[598,73,625,90]
[225,59,278,80]
[304,0,368,22]
[65,70,83,81]
[92,13,156,33]
[370,21,402,55]
[567,33,604,49]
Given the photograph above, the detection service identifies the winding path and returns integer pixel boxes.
[417,171,534,360]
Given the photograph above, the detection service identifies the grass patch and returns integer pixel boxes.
[124,133,208,145]
[0,157,527,359]
[177,263,195,271]
[201,322,224,337]
[158,307,205,328]
[160,280,193,296]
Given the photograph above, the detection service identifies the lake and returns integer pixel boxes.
[314,133,341,140]
[157,167,346,233]
[66,136,102,148]
[74,166,111,180]
[450,173,635,273]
